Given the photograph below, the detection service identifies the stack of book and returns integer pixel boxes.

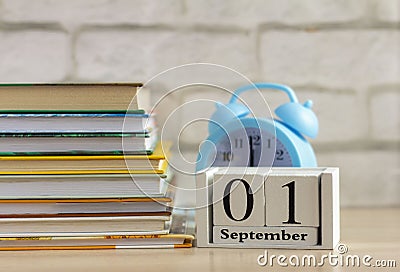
[0,83,193,250]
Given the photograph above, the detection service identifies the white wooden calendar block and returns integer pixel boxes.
[196,167,340,249]
[320,168,340,248]
[213,171,265,227]
[264,171,320,227]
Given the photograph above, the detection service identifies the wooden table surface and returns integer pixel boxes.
[1,208,399,272]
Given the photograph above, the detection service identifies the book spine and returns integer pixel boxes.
[0,244,190,251]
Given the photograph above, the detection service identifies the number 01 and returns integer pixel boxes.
[222,179,300,224]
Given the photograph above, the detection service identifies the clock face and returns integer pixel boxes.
[212,126,293,167]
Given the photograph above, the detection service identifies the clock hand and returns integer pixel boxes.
[248,136,254,167]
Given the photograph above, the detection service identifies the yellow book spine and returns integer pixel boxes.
[0,169,164,175]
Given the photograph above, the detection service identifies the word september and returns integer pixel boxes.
[220,228,308,243]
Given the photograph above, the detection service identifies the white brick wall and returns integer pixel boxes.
[75,29,256,81]
[0,0,398,207]
[185,0,368,26]
[370,89,400,141]
[374,0,400,23]
[1,0,183,28]
[0,30,69,81]
[260,30,399,90]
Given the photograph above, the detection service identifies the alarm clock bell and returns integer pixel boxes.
[208,83,318,139]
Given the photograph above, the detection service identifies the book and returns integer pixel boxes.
[0,131,157,155]
[0,214,170,235]
[0,83,142,111]
[0,196,172,214]
[0,234,194,250]
[0,209,194,250]
[0,174,170,198]
[0,82,190,251]
[0,111,153,133]
[0,142,168,173]
[0,205,195,250]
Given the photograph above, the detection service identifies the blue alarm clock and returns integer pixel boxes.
[196,83,318,171]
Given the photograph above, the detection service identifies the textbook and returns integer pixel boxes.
[0,209,195,250]
[0,130,158,155]
[0,131,157,155]
[0,234,194,250]
[0,197,172,215]
[0,83,142,111]
[0,214,170,235]
[0,142,168,173]
[0,174,170,198]
[0,111,153,133]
